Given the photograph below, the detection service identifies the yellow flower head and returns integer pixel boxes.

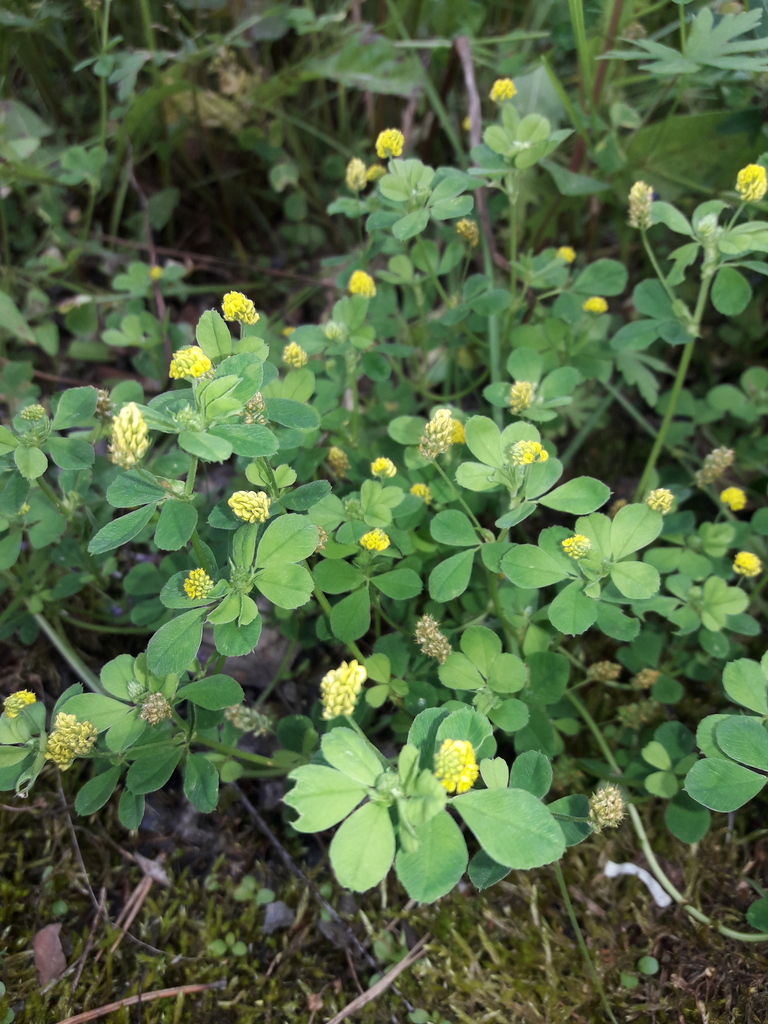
[375,128,404,160]
[371,457,397,479]
[628,181,654,229]
[410,483,432,504]
[509,440,548,466]
[582,296,608,314]
[183,568,215,600]
[228,490,271,524]
[450,419,465,444]
[489,78,517,103]
[149,265,163,281]
[434,738,479,794]
[320,660,367,720]
[456,219,479,247]
[720,487,747,512]
[45,712,98,771]
[366,164,387,182]
[736,163,768,203]
[109,402,150,469]
[348,270,376,298]
[733,551,762,577]
[509,380,536,414]
[562,534,591,560]
[360,528,390,552]
[345,157,368,192]
[169,346,212,379]
[462,115,471,132]
[646,488,674,514]
[21,404,46,422]
[557,246,576,264]
[3,690,37,719]
[282,341,308,369]
[327,446,350,478]
[282,326,296,337]
[222,291,259,325]
[418,408,454,461]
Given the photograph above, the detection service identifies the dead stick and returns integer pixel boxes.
[53,981,226,1024]
[325,935,430,1024]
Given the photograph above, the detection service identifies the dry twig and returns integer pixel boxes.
[53,980,226,1024]
[325,934,430,1024]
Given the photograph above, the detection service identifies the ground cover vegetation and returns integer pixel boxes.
[2,0,768,1019]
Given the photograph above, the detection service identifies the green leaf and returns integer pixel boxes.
[747,897,768,933]
[488,699,529,733]
[196,309,232,360]
[712,266,751,315]
[664,792,710,845]
[51,387,98,429]
[313,559,364,594]
[548,580,597,635]
[105,710,147,753]
[700,576,748,631]
[500,545,570,588]
[178,430,233,462]
[370,568,422,599]
[0,289,34,343]
[106,469,167,508]
[464,416,504,469]
[430,509,479,547]
[330,801,395,892]
[285,764,367,832]
[208,424,278,458]
[282,480,332,511]
[572,258,628,297]
[609,561,660,599]
[509,750,552,797]
[436,708,496,762]
[213,613,262,656]
[438,653,485,691]
[454,788,566,868]
[57,694,130,732]
[256,514,319,566]
[428,548,475,601]
[46,437,94,470]
[75,766,121,815]
[723,659,768,714]
[650,201,693,236]
[684,757,766,812]
[126,747,183,796]
[595,602,640,641]
[321,728,383,786]
[118,790,145,830]
[548,794,592,846]
[255,563,314,609]
[467,850,511,889]
[154,501,197,550]
[715,717,768,771]
[392,209,430,240]
[184,753,219,813]
[146,609,206,676]
[330,588,371,643]
[459,626,501,678]
[610,503,663,559]
[176,674,244,710]
[487,653,526,693]
[14,446,48,480]
[538,477,610,515]
[542,159,610,196]
[525,652,570,704]
[264,398,319,430]
[395,811,467,902]
[479,757,510,789]
[87,504,156,555]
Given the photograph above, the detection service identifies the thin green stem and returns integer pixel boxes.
[431,460,484,533]
[184,455,198,498]
[59,613,152,635]
[255,641,297,707]
[640,230,677,305]
[33,614,102,693]
[559,392,614,469]
[190,528,214,577]
[553,862,619,1024]
[193,735,276,768]
[312,582,365,662]
[567,0,594,103]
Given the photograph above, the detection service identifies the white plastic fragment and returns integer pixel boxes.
[603,860,673,908]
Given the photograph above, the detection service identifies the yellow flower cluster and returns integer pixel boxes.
[139,693,173,725]
[109,402,150,469]
[733,551,762,577]
[345,157,367,192]
[434,739,479,794]
[366,164,386,182]
[582,296,608,314]
[327,446,350,477]
[489,78,517,102]
[375,128,404,159]
[509,440,548,466]
[557,246,576,263]
[562,534,591,559]
[222,291,259,325]
[228,490,271,523]
[645,488,674,514]
[736,163,767,203]
[21,404,46,421]
[418,408,454,461]
[695,446,734,487]
[628,181,654,229]
[451,419,465,444]
[360,528,390,552]
[371,457,397,479]
[410,483,432,504]
[588,784,625,832]
[348,270,376,298]
[720,487,747,512]
[183,568,215,600]
[149,265,163,281]
[169,346,212,379]
[456,219,479,247]
[3,690,37,718]
[45,712,98,771]
[283,341,308,368]
[320,660,367,720]
[509,380,536,413]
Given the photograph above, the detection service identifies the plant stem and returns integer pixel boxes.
[190,528,215,577]
[192,735,276,768]
[255,641,297,707]
[553,861,619,1024]
[33,614,102,692]
[431,459,485,533]
[184,455,198,497]
[312,582,365,662]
